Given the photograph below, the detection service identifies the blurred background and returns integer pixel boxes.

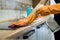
[0,0,32,21]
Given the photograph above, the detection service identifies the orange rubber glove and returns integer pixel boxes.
[9,3,60,28]
[37,3,60,16]
[9,10,37,28]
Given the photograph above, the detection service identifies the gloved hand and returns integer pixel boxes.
[8,19,28,28]
[9,10,37,28]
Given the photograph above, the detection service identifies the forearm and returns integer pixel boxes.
[49,3,60,14]
[12,10,37,26]
[26,10,37,23]
[37,3,60,16]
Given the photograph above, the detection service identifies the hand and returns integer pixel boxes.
[9,9,37,28]
[9,18,28,28]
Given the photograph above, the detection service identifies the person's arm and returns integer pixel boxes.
[37,3,60,16]
[9,3,60,27]
[9,10,37,27]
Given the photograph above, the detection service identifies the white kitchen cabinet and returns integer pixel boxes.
[15,27,37,40]
[36,22,55,40]
[15,22,55,40]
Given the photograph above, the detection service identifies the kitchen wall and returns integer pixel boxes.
[0,10,20,21]
[0,0,32,22]
[16,0,32,5]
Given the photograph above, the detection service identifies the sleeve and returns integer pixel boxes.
[37,3,60,16]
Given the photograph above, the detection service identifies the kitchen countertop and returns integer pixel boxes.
[0,15,50,39]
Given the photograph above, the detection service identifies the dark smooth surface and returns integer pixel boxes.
[54,30,60,40]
